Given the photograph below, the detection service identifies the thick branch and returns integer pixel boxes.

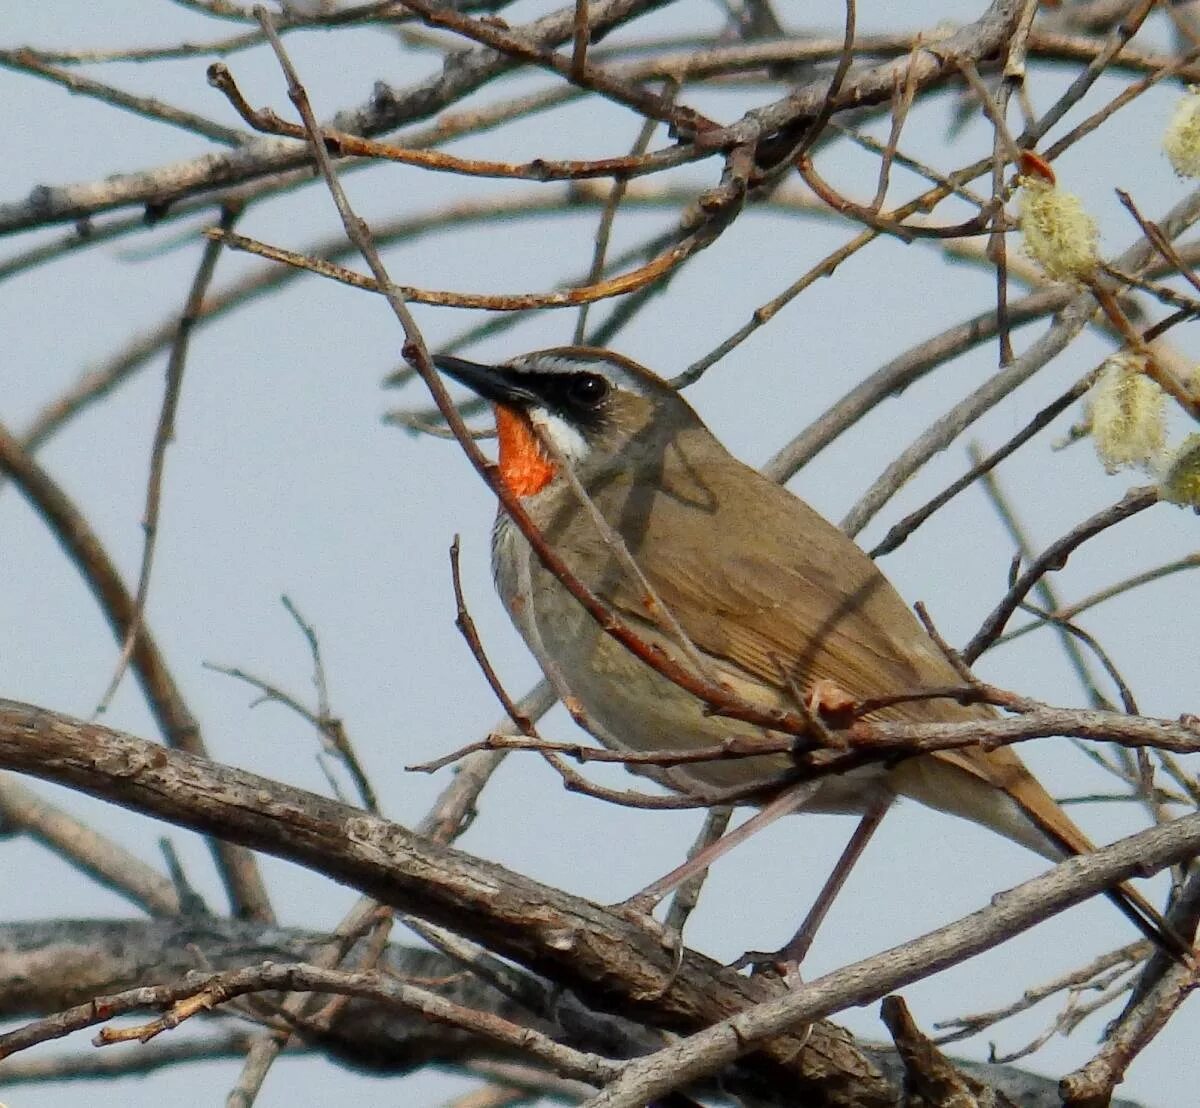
[2,700,1198,1104]
[0,918,1143,1106]
[0,699,890,1106]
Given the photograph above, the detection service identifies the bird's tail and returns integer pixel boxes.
[1016,790,1189,960]
[892,750,1189,959]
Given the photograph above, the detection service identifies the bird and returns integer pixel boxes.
[432,344,1174,955]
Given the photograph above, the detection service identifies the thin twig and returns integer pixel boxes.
[572,0,590,77]
[997,554,1200,646]
[449,536,533,735]
[970,441,1113,710]
[210,223,727,311]
[0,49,250,145]
[95,204,240,718]
[964,487,1161,664]
[934,939,1150,1045]
[0,420,273,920]
[792,0,857,157]
[869,43,920,212]
[573,98,669,343]
[868,374,1096,558]
[207,60,702,182]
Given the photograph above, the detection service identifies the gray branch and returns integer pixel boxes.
[0,918,1145,1107]
[0,700,1194,1105]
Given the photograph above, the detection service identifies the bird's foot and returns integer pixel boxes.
[613,894,678,948]
[615,890,661,919]
[730,945,808,986]
[610,896,686,1000]
[731,923,818,979]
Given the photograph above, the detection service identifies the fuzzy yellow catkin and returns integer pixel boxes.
[1160,433,1200,508]
[1089,354,1167,474]
[1017,177,1099,282]
[1164,89,1200,178]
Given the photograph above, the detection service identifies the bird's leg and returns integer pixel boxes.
[664,806,733,936]
[777,802,889,964]
[734,801,889,974]
[617,781,821,916]
[627,807,734,1003]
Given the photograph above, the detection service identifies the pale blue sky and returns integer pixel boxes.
[1,3,1197,1105]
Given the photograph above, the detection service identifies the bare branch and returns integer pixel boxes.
[0,423,273,921]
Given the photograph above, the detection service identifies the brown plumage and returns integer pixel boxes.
[435,345,1173,950]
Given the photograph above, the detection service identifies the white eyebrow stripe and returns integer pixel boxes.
[509,354,652,397]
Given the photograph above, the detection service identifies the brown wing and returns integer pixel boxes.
[604,453,971,726]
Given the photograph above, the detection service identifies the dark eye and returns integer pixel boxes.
[566,373,609,409]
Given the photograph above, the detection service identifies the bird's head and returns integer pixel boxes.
[433,346,699,498]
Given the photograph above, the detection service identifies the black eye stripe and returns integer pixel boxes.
[519,371,609,424]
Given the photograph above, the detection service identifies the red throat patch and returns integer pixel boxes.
[494,404,556,497]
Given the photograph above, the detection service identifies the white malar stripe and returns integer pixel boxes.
[528,406,589,465]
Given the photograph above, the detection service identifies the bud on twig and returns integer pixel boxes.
[1089,354,1167,475]
[1164,89,1200,178]
[1159,433,1200,508]
[1017,171,1099,283]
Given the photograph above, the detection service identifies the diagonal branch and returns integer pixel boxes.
[2,699,1199,1104]
[0,424,273,921]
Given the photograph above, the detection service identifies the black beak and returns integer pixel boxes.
[432,355,537,408]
